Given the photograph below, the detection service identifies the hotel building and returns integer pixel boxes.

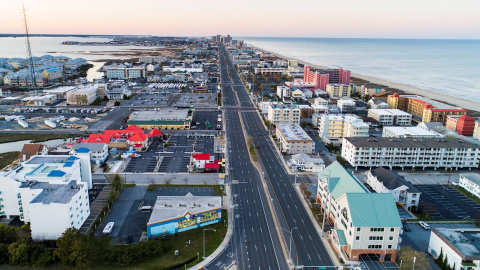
[303,66,351,90]
[326,84,352,98]
[367,109,412,126]
[275,124,315,154]
[314,114,369,145]
[267,103,300,125]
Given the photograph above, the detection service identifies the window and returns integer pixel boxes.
[390,228,394,232]
[389,236,393,240]
[369,236,383,241]
[388,245,392,249]
[357,228,361,232]
[355,236,360,240]
[368,245,382,249]
[370,228,385,232]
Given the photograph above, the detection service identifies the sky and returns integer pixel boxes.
[2,0,480,39]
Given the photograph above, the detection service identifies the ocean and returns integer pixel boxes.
[241,37,480,102]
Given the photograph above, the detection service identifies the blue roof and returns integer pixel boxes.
[66,156,79,161]
[76,148,90,153]
[346,193,402,228]
[63,162,74,168]
[47,170,66,177]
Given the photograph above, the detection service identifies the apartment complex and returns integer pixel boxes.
[367,109,412,126]
[326,84,352,98]
[314,114,369,145]
[459,174,480,199]
[446,115,475,136]
[303,66,351,90]
[276,86,290,98]
[342,137,480,170]
[316,162,402,263]
[0,150,92,239]
[382,126,442,138]
[337,99,356,113]
[275,124,315,154]
[72,143,109,165]
[267,103,300,125]
[366,167,421,211]
[387,94,467,124]
[105,65,145,80]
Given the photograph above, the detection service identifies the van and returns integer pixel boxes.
[419,221,430,230]
[141,206,152,212]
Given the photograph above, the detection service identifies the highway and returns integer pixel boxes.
[206,45,335,269]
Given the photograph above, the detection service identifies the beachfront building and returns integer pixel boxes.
[341,137,480,170]
[316,162,402,263]
[387,93,467,124]
[367,109,412,126]
[288,153,325,172]
[275,124,315,154]
[267,103,300,125]
[0,150,92,240]
[303,66,351,90]
[428,228,480,270]
[314,114,369,145]
[365,167,421,211]
[128,109,193,130]
[355,84,387,97]
[446,115,475,136]
[459,174,480,199]
[382,126,442,138]
[326,84,352,98]
[147,193,222,239]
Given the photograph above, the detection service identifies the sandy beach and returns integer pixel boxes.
[252,46,480,113]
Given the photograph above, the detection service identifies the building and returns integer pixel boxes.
[356,84,386,97]
[288,153,325,172]
[446,115,475,136]
[473,121,480,141]
[63,58,87,70]
[298,105,313,119]
[459,174,480,199]
[66,85,98,105]
[259,101,280,114]
[314,97,329,106]
[315,114,369,145]
[253,68,287,75]
[303,66,351,90]
[382,126,442,138]
[105,65,145,80]
[428,228,480,270]
[368,99,390,109]
[21,94,57,106]
[342,137,480,170]
[337,99,356,113]
[316,162,402,263]
[0,151,92,239]
[366,167,421,211]
[128,109,193,130]
[106,87,132,100]
[267,103,300,125]
[147,193,222,239]
[18,144,48,162]
[326,84,352,98]
[387,94,467,124]
[367,109,412,126]
[275,124,315,154]
[192,153,220,172]
[72,143,108,165]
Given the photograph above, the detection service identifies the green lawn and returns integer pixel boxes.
[0,133,78,143]
[0,151,20,170]
[453,185,480,205]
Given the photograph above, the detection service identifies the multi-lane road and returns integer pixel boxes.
[204,46,335,269]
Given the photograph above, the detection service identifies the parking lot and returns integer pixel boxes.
[174,93,217,108]
[415,185,480,219]
[96,186,217,244]
[193,109,222,130]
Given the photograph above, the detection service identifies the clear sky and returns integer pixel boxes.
[2,0,479,39]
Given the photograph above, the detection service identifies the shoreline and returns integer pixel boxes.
[251,45,480,115]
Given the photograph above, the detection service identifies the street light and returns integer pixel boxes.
[203,228,216,259]
[279,227,298,265]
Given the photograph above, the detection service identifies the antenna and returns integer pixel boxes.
[23,5,37,94]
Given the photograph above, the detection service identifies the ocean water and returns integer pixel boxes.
[241,37,480,102]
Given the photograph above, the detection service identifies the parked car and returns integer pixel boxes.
[419,221,430,230]
[402,221,411,232]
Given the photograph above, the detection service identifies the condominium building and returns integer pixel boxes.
[474,121,480,141]
[0,150,92,239]
[459,174,480,199]
[267,103,300,125]
[382,126,442,138]
[387,93,467,124]
[326,84,352,98]
[317,162,402,263]
[105,65,145,80]
[72,143,109,165]
[276,86,290,99]
[366,167,421,211]
[356,84,386,97]
[446,115,475,136]
[276,124,315,154]
[314,114,369,145]
[337,99,356,113]
[368,99,390,109]
[367,109,412,126]
[342,137,480,170]
[304,66,351,90]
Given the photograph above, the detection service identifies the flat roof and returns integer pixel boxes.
[21,180,83,204]
[368,109,412,116]
[460,174,480,186]
[130,109,190,122]
[344,137,480,149]
[383,126,441,137]
[148,193,222,225]
[396,95,463,110]
[433,228,480,260]
[277,124,313,142]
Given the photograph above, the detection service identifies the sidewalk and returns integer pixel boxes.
[189,183,234,270]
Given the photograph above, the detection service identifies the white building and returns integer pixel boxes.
[0,150,92,240]
[459,174,480,199]
[126,67,145,79]
[382,126,442,138]
[63,58,87,70]
[368,99,390,109]
[367,109,412,126]
[106,87,132,100]
[326,84,352,98]
[276,86,290,99]
[21,94,57,106]
[317,162,402,263]
[314,97,329,106]
[337,99,356,113]
[267,103,300,125]
[72,143,108,165]
[105,66,126,80]
[259,101,279,114]
[315,114,369,145]
[311,105,328,114]
[428,228,480,270]
[342,137,480,170]
[276,124,315,154]
[366,167,421,211]
[288,153,325,172]
[66,85,98,105]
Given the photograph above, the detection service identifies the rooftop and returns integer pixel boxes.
[368,109,412,116]
[344,137,479,149]
[346,193,402,228]
[130,109,190,122]
[369,167,420,193]
[433,228,480,260]
[147,193,222,225]
[73,143,106,152]
[318,161,369,200]
[20,180,84,205]
[277,124,313,142]
[270,103,298,110]
[383,126,441,137]
[460,174,480,186]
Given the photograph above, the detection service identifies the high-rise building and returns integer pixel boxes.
[303,66,351,90]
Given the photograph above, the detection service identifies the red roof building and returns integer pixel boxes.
[147,128,163,137]
[446,115,475,136]
[83,134,111,144]
[193,153,211,161]
[125,125,143,132]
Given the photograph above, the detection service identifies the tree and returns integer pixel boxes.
[70,235,92,269]
[55,227,82,266]
[398,246,429,270]
[300,121,308,129]
[0,243,8,264]
[8,242,30,266]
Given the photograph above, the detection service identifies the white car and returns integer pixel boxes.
[419,221,430,230]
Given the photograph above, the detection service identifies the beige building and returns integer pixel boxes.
[314,114,369,145]
[473,120,480,140]
[326,84,352,98]
[267,103,300,125]
[66,85,98,105]
[275,124,315,154]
